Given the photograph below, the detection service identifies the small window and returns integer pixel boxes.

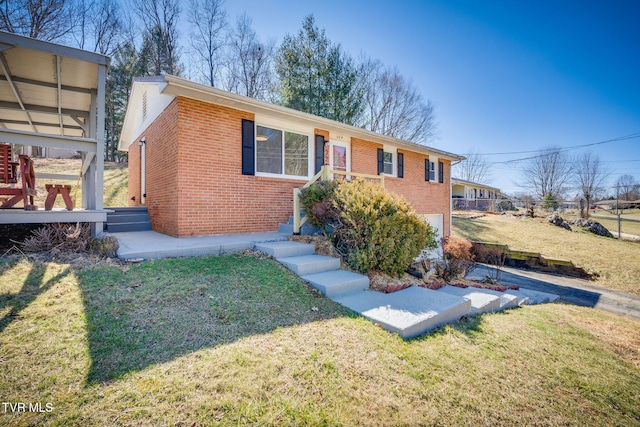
[383,152,393,175]
[426,161,435,181]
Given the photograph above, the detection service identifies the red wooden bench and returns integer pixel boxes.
[0,147,37,210]
[0,144,18,185]
[45,184,74,210]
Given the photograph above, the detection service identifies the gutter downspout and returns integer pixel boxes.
[139,138,146,205]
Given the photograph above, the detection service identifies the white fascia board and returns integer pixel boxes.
[0,31,109,66]
[160,74,465,162]
[450,178,500,192]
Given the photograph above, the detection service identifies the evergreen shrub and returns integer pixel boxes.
[300,179,437,276]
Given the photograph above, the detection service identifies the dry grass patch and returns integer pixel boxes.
[2,254,640,426]
[30,158,128,209]
[564,306,640,370]
[453,214,640,296]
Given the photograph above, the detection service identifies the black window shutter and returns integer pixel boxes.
[425,159,430,181]
[241,119,255,175]
[439,161,444,183]
[377,148,384,175]
[315,134,325,174]
[397,153,404,178]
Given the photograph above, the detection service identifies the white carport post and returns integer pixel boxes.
[82,64,106,235]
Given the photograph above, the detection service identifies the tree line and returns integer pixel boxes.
[1,0,438,161]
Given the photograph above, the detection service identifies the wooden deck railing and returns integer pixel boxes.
[292,165,384,234]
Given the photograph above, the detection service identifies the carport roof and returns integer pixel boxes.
[0,31,109,139]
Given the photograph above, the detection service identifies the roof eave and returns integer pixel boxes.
[0,31,110,66]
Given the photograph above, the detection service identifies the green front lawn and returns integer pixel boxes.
[1,253,639,425]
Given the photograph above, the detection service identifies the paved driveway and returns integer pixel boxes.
[468,265,640,320]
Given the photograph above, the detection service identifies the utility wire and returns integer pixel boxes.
[462,132,640,157]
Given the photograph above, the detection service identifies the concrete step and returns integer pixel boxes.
[106,213,150,224]
[107,206,148,213]
[278,222,320,235]
[507,288,560,305]
[255,241,316,258]
[333,286,471,339]
[278,254,341,275]
[107,222,152,233]
[469,288,522,309]
[302,270,370,297]
[437,285,502,315]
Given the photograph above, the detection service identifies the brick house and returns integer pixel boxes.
[118,75,464,238]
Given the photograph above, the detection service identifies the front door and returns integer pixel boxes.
[330,141,350,173]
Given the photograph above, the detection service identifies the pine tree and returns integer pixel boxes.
[275,15,363,125]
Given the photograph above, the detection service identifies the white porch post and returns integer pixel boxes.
[93,64,106,235]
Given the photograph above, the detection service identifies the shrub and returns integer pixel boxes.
[298,180,339,230]
[542,192,558,211]
[497,200,516,212]
[88,235,120,258]
[471,242,507,282]
[20,222,92,253]
[421,281,446,290]
[300,179,437,276]
[435,235,475,282]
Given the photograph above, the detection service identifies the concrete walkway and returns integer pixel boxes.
[110,230,289,260]
[468,265,640,320]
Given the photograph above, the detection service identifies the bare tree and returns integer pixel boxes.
[71,0,122,55]
[615,174,639,201]
[188,0,226,86]
[0,0,75,42]
[358,58,438,144]
[132,0,181,75]
[573,151,609,218]
[453,148,492,183]
[222,14,276,100]
[520,147,572,202]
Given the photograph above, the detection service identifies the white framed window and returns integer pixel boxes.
[255,124,310,178]
[427,161,435,181]
[383,151,394,175]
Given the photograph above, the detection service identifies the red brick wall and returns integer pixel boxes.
[127,99,181,235]
[351,137,381,175]
[349,138,451,236]
[171,97,306,237]
[130,100,451,237]
[385,151,452,236]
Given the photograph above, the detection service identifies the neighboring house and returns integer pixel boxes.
[118,75,464,239]
[451,177,501,210]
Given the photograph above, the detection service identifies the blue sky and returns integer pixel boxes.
[212,0,640,195]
